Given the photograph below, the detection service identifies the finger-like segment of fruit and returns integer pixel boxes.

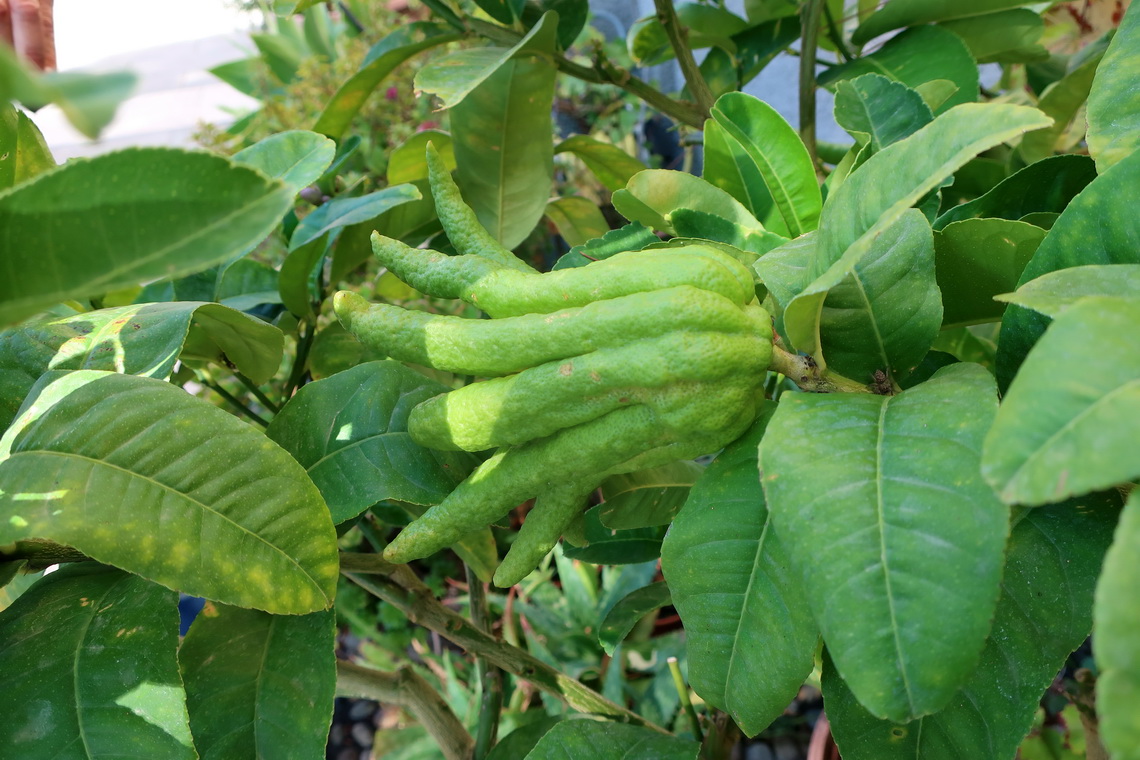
[334,288,770,377]
[383,404,664,563]
[493,480,594,588]
[371,233,505,300]
[370,235,755,318]
[426,143,538,274]
[408,331,771,450]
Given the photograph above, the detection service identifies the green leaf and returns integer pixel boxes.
[488,717,565,760]
[760,364,1009,722]
[0,372,338,614]
[290,185,422,251]
[0,148,294,327]
[0,103,54,191]
[785,209,942,382]
[216,259,282,311]
[523,0,588,50]
[0,564,194,759]
[251,31,306,84]
[0,302,283,428]
[180,603,335,760]
[552,222,659,270]
[562,506,665,565]
[555,135,647,193]
[996,265,1140,318]
[938,9,1047,64]
[545,197,610,247]
[266,361,477,523]
[597,581,671,656]
[1018,50,1104,164]
[279,234,332,319]
[833,74,933,151]
[668,209,786,257]
[1095,490,1140,760]
[661,409,817,736]
[709,92,822,237]
[996,149,1140,391]
[387,130,455,185]
[820,26,979,114]
[983,297,1140,505]
[934,219,1045,328]
[813,103,1049,281]
[524,719,698,759]
[0,45,137,139]
[307,321,383,380]
[313,22,460,140]
[733,15,801,84]
[827,495,1120,760]
[613,170,767,237]
[451,52,557,250]
[1085,0,1140,172]
[232,130,336,192]
[852,0,1040,46]
[473,0,523,25]
[934,154,1096,230]
[208,58,261,96]
[597,460,703,530]
[415,11,558,108]
[703,119,780,234]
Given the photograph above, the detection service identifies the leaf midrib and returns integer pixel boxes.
[23,450,326,601]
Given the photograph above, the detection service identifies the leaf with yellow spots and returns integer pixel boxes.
[0,563,196,759]
[0,371,338,615]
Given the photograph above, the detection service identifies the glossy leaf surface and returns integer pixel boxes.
[232,130,336,192]
[995,149,1140,390]
[852,0,1038,45]
[934,219,1045,327]
[833,74,932,152]
[597,581,671,655]
[984,298,1140,505]
[524,719,698,759]
[1084,0,1140,172]
[0,564,194,760]
[1095,490,1140,760]
[554,135,647,193]
[289,185,421,251]
[266,361,477,523]
[180,603,336,760]
[827,496,1119,759]
[938,9,1047,63]
[0,302,283,427]
[597,460,702,530]
[613,170,767,237]
[0,148,292,326]
[562,507,665,565]
[995,265,1140,318]
[0,372,338,614]
[761,365,1008,722]
[709,92,821,237]
[662,409,817,736]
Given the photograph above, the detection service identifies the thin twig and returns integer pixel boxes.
[822,3,854,63]
[466,564,503,759]
[799,0,825,173]
[233,372,280,414]
[200,377,270,427]
[340,554,667,732]
[667,656,703,742]
[653,0,715,119]
[283,319,316,399]
[336,660,474,760]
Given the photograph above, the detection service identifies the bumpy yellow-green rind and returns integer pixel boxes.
[334,287,769,377]
[408,331,771,451]
[425,142,538,274]
[370,234,756,317]
[493,479,595,588]
[382,404,664,563]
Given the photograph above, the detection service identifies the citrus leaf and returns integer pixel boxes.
[995,265,1140,318]
[289,185,421,251]
[0,564,195,759]
[0,103,54,191]
[0,148,293,326]
[983,297,1140,505]
[597,582,671,656]
[265,361,477,523]
[0,372,338,614]
[232,130,336,192]
[0,302,283,428]
[827,494,1120,759]
[995,149,1140,391]
[313,22,460,140]
[545,197,610,247]
[613,170,767,237]
[598,460,703,530]
[555,135,647,193]
[1018,50,1103,165]
[180,603,335,760]
[709,92,822,237]
[1095,490,1140,760]
[524,719,698,760]
[662,408,817,736]
[833,74,932,152]
[387,130,455,185]
[852,0,1039,46]
[760,364,1008,722]
[1085,0,1140,172]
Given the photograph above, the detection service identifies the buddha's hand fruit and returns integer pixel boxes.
[333,144,774,587]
